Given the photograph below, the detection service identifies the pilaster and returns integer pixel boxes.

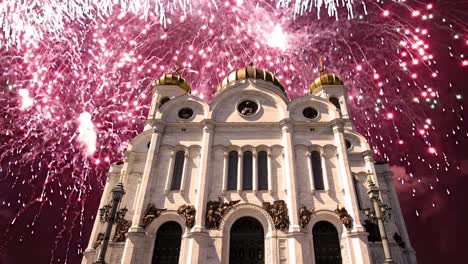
[332,120,371,264]
[185,119,214,263]
[121,121,165,263]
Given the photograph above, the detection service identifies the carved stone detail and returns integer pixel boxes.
[177,204,196,228]
[299,205,314,228]
[335,205,353,229]
[218,203,275,231]
[140,203,167,228]
[113,219,132,242]
[206,198,240,229]
[263,200,290,232]
[93,233,104,248]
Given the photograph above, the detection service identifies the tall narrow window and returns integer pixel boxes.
[311,151,325,190]
[258,151,268,190]
[353,176,363,210]
[329,97,341,111]
[170,151,185,190]
[227,151,238,190]
[242,151,253,190]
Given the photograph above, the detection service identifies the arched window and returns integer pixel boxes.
[170,151,185,190]
[313,221,342,264]
[258,151,268,190]
[311,151,325,190]
[353,176,363,210]
[242,151,253,190]
[227,151,238,190]
[329,97,341,111]
[152,221,182,264]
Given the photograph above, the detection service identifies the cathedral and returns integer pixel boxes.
[82,64,417,264]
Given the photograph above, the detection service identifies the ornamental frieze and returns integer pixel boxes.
[206,198,240,229]
[177,204,196,228]
[140,203,167,228]
[262,200,290,232]
[299,205,314,228]
[335,205,353,229]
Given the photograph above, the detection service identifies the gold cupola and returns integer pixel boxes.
[155,70,191,93]
[216,63,286,96]
[309,59,344,94]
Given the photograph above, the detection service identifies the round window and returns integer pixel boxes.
[178,108,194,119]
[345,139,353,150]
[303,107,319,119]
[237,100,258,116]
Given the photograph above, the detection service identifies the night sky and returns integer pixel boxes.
[0,1,467,263]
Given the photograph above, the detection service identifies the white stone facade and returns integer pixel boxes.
[82,70,417,264]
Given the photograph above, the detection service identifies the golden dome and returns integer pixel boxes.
[156,73,191,93]
[309,73,344,94]
[216,64,286,96]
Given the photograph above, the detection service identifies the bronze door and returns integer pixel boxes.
[152,221,182,264]
[313,221,342,264]
[229,217,264,264]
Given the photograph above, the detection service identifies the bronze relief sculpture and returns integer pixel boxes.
[205,198,240,229]
[177,204,196,228]
[335,205,353,229]
[140,203,167,228]
[113,219,132,242]
[263,200,290,232]
[299,205,314,228]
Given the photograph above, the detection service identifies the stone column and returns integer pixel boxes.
[163,150,175,195]
[222,151,228,194]
[306,152,315,194]
[279,119,305,264]
[237,151,243,193]
[332,120,371,264]
[252,149,258,193]
[320,148,330,191]
[122,122,165,264]
[185,120,214,263]
[267,150,273,193]
[180,150,189,194]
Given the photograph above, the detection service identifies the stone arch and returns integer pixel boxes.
[219,203,277,263]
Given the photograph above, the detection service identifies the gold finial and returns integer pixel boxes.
[319,57,325,74]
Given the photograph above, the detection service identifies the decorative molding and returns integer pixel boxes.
[218,203,275,231]
[140,203,167,228]
[299,205,314,228]
[206,198,240,229]
[113,219,132,242]
[177,204,196,228]
[263,200,290,232]
[335,205,353,229]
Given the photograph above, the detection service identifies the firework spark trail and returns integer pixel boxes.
[0,0,466,262]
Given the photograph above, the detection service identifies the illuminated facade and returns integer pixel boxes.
[83,65,417,264]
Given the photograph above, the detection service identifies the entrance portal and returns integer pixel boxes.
[229,216,264,264]
[313,221,342,264]
[152,221,182,264]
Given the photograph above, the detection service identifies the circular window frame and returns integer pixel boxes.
[302,106,320,120]
[236,99,261,119]
[177,107,195,121]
